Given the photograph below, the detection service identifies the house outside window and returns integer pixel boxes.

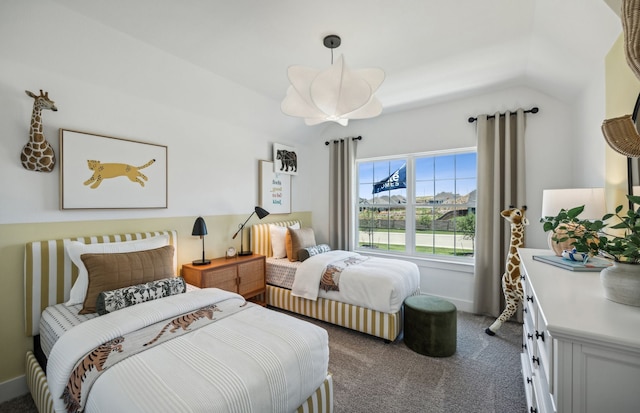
[356,148,477,261]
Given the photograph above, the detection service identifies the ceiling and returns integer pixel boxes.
[51,0,623,113]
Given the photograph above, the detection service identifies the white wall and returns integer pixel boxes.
[302,85,598,310]
[572,65,608,189]
[0,1,611,312]
[0,0,316,225]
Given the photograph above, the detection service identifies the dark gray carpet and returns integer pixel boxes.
[304,310,527,413]
[0,311,525,413]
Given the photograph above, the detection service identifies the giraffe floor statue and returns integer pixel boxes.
[21,89,57,172]
[485,206,529,336]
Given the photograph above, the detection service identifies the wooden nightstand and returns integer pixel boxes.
[181,254,266,306]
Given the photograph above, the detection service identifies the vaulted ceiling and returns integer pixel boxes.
[51,0,622,112]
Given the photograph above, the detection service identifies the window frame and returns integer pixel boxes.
[354,147,477,263]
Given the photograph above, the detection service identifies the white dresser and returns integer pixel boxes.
[519,248,640,413]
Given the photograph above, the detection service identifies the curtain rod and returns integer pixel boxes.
[467,107,539,123]
[325,136,362,145]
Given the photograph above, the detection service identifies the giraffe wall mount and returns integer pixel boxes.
[22,89,57,172]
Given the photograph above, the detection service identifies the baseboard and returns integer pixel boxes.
[0,374,28,404]
[447,297,473,313]
[418,293,473,313]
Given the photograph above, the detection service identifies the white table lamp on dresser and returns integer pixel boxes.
[518,248,640,413]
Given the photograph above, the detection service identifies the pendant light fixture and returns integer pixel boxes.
[281,34,385,126]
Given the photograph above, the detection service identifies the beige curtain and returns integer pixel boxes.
[473,110,526,317]
[329,137,359,250]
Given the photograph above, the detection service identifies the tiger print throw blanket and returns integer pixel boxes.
[319,255,370,292]
[61,295,248,413]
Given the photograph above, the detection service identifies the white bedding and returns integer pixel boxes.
[39,284,200,359]
[47,288,329,413]
[291,250,420,313]
[39,303,96,358]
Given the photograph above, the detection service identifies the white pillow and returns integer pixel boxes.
[270,223,299,258]
[65,234,170,306]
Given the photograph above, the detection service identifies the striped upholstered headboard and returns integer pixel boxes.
[24,230,178,337]
[250,221,300,257]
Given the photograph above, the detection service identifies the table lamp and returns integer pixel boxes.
[232,206,270,256]
[191,216,211,265]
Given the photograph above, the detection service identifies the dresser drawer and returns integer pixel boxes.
[521,270,555,411]
[202,267,237,290]
[521,351,537,413]
[237,259,266,297]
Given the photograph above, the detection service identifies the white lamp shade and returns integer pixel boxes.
[281,55,384,126]
[541,188,606,220]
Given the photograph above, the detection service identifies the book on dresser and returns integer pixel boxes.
[532,254,612,271]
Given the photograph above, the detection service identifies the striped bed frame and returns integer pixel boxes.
[24,229,333,413]
[251,221,408,342]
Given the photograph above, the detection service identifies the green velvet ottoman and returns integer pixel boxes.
[404,295,457,357]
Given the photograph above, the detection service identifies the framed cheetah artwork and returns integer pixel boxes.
[273,143,297,176]
[59,129,168,209]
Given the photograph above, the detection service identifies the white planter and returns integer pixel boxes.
[600,261,640,307]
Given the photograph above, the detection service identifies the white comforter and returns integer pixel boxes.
[291,250,420,313]
[47,288,329,413]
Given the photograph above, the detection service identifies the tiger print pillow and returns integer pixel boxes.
[96,276,186,315]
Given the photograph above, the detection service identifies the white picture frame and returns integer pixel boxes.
[260,160,291,214]
[60,129,168,209]
[273,143,298,175]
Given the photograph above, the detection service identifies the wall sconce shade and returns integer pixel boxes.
[232,206,270,256]
[191,216,211,266]
[281,35,384,126]
[541,188,606,256]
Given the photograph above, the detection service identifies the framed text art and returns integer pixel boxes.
[272,143,298,175]
[259,160,291,214]
[60,129,168,209]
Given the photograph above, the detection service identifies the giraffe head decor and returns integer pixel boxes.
[485,205,529,336]
[21,89,57,172]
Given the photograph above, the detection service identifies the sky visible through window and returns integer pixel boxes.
[358,152,477,199]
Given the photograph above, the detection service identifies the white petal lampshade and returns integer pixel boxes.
[282,55,385,126]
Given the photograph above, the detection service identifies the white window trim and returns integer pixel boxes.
[355,147,476,263]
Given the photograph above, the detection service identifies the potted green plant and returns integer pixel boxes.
[540,194,640,306]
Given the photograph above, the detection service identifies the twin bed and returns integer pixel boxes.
[24,223,419,412]
[24,230,332,413]
[251,220,420,342]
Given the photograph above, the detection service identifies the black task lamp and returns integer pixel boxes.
[232,206,270,256]
[191,216,211,265]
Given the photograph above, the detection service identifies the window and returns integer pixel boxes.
[356,149,477,260]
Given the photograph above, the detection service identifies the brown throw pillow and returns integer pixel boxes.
[79,245,175,314]
[286,228,317,262]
